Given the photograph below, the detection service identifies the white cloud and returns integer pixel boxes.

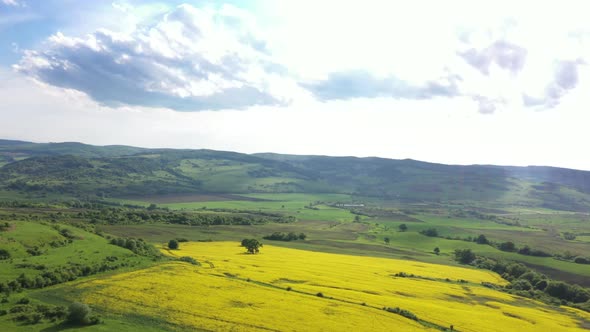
[12,1,590,114]
[13,4,306,111]
[2,0,21,6]
[262,0,590,113]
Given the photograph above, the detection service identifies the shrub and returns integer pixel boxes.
[518,246,552,257]
[512,279,533,291]
[178,256,200,265]
[498,241,516,252]
[454,249,476,264]
[419,228,438,237]
[519,272,543,285]
[316,292,324,298]
[26,246,44,256]
[0,222,11,231]
[574,257,590,264]
[475,234,489,244]
[9,304,33,314]
[535,280,548,290]
[59,228,76,240]
[505,263,528,279]
[563,232,576,240]
[66,302,94,325]
[168,239,179,250]
[384,307,418,321]
[16,297,30,304]
[0,249,10,260]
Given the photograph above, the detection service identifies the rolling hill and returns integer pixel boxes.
[1,140,590,211]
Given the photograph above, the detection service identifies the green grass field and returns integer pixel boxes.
[110,193,359,222]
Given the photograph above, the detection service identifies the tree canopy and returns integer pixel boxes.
[168,239,179,250]
[241,239,262,254]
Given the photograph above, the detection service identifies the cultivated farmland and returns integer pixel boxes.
[54,242,589,332]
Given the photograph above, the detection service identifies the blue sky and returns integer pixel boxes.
[1,1,590,169]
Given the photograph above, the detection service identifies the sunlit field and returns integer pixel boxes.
[70,242,589,332]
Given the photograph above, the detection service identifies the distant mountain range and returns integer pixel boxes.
[1,139,590,211]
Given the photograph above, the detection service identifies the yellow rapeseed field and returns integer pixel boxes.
[75,242,589,332]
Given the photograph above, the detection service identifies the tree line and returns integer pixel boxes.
[262,232,306,241]
[79,207,295,226]
[453,248,590,311]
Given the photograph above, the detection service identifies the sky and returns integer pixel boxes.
[1,1,590,169]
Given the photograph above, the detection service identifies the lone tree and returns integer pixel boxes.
[384,237,390,245]
[66,302,99,325]
[354,215,361,223]
[241,239,263,254]
[433,247,440,255]
[168,239,179,250]
[398,224,408,232]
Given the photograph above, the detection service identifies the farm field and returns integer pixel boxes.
[101,192,590,285]
[0,141,590,331]
[41,242,590,332]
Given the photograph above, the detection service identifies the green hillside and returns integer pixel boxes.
[1,140,590,211]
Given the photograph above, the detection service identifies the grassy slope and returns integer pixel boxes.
[0,219,165,331]
[0,220,157,282]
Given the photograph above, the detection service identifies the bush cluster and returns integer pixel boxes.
[383,307,418,321]
[109,237,161,257]
[466,255,590,308]
[419,228,438,237]
[262,232,306,241]
[178,256,200,265]
[7,302,67,325]
[0,259,134,294]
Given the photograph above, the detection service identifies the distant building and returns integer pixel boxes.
[335,203,365,207]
